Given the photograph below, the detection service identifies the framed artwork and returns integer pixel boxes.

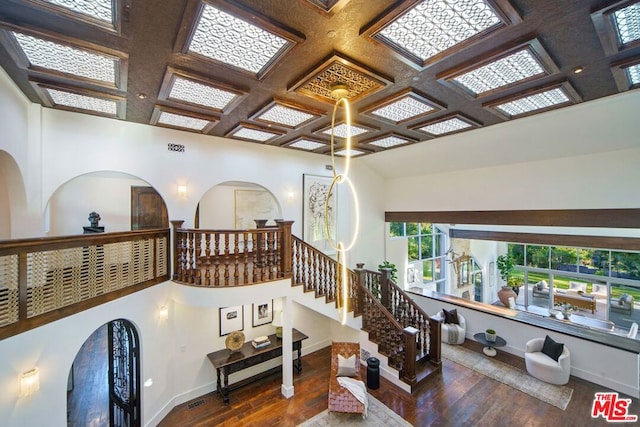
[303,174,336,255]
[219,305,244,336]
[252,300,273,327]
[234,189,280,229]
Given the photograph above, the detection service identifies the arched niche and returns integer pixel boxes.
[197,181,282,229]
[46,171,168,236]
[0,150,26,239]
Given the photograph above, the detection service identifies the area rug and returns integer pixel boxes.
[441,343,573,410]
[297,395,411,426]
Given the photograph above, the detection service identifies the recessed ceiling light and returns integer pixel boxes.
[12,32,116,84]
[45,87,117,115]
[494,88,570,117]
[158,111,211,131]
[188,3,288,74]
[137,92,147,99]
[573,67,584,74]
[327,30,337,38]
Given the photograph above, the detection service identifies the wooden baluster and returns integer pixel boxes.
[170,220,184,280]
[223,232,230,286]
[195,231,202,286]
[242,232,249,283]
[214,232,220,286]
[188,231,196,284]
[204,233,211,287]
[233,232,240,284]
[252,232,260,283]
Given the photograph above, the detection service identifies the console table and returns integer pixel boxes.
[207,329,308,404]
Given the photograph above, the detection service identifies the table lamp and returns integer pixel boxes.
[272,310,283,338]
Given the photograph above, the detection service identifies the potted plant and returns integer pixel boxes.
[495,254,518,307]
[378,260,398,282]
[485,328,497,342]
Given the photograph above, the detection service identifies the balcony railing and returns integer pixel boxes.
[0,229,169,340]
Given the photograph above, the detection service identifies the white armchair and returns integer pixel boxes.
[525,337,570,385]
[433,310,466,345]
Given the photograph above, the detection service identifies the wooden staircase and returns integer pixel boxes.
[291,236,442,391]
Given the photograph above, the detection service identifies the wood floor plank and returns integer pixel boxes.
[158,342,636,426]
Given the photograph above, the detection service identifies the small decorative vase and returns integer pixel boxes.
[562,310,571,320]
[498,286,517,307]
[485,331,497,342]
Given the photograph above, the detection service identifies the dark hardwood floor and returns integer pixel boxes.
[159,340,634,426]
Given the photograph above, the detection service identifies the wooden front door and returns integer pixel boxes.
[131,186,168,230]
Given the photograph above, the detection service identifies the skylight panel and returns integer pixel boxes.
[452,49,545,95]
[46,88,116,114]
[188,3,288,73]
[335,148,365,157]
[321,123,371,138]
[257,105,315,127]
[12,32,116,83]
[370,96,435,122]
[378,0,501,61]
[40,0,113,23]
[158,112,210,131]
[418,118,472,136]
[368,135,411,148]
[169,77,238,110]
[614,2,640,45]
[495,88,570,116]
[288,139,326,150]
[628,63,640,85]
[232,128,280,142]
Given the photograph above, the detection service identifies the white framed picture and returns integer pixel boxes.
[219,305,244,336]
[252,300,273,327]
[303,174,337,255]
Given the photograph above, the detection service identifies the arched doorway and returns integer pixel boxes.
[67,319,141,427]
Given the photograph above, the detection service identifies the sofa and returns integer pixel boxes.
[532,280,550,298]
[590,283,608,300]
[610,294,634,315]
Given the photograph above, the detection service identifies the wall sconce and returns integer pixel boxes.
[177,185,187,199]
[286,190,295,203]
[159,305,169,320]
[20,368,40,397]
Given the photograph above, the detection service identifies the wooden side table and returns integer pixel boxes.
[473,332,507,357]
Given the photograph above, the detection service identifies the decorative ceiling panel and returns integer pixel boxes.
[1,29,126,89]
[335,148,365,157]
[592,1,640,55]
[30,80,125,118]
[317,121,377,139]
[438,39,559,99]
[283,136,328,151]
[289,52,392,103]
[361,88,443,124]
[362,133,418,149]
[226,123,285,143]
[611,56,640,91]
[182,0,304,79]
[411,114,480,137]
[361,0,521,67]
[158,68,245,114]
[483,82,581,119]
[249,99,323,129]
[150,106,218,133]
[25,0,119,31]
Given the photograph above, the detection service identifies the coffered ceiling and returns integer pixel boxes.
[0,0,639,157]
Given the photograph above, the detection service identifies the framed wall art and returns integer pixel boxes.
[219,305,244,336]
[302,174,337,255]
[252,300,273,327]
[234,189,280,229]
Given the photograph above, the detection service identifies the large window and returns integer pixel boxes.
[390,222,446,290]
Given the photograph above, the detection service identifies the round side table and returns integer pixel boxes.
[473,332,507,357]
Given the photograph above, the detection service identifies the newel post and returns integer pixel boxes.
[379,267,391,309]
[275,220,294,279]
[170,220,184,280]
[402,326,418,384]
[429,316,442,366]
